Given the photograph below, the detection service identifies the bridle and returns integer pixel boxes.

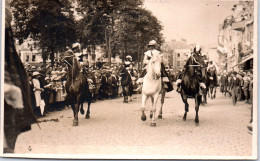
[63,55,74,67]
[63,55,75,85]
[189,54,204,67]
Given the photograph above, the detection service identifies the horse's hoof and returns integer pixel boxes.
[150,123,156,127]
[158,115,162,119]
[195,117,199,124]
[80,109,85,115]
[72,121,78,126]
[123,101,128,103]
[141,115,147,121]
[183,116,186,121]
[85,115,90,119]
[150,114,153,119]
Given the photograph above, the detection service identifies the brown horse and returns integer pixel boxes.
[180,54,206,124]
[207,67,218,99]
[62,53,92,126]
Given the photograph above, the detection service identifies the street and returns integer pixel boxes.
[14,88,252,158]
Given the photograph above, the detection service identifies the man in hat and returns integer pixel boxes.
[230,71,240,105]
[220,70,228,95]
[137,40,173,92]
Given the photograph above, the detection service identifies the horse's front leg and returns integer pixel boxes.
[150,96,154,119]
[85,92,92,119]
[151,93,160,127]
[181,90,189,121]
[122,85,128,103]
[71,104,76,117]
[80,101,85,115]
[214,87,216,98]
[73,95,81,126]
[158,89,165,119]
[194,94,200,124]
[141,94,148,121]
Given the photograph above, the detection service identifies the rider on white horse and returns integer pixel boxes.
[176,44,206,95]
[138,40,173,91]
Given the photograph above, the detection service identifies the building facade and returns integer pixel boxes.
[217,1,254,72]
[15,38,43,64]
[164,39,191,72]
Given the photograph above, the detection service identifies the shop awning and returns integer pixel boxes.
[232,20,245,31]
[238,54,253,65]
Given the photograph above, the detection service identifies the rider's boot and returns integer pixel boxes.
[176,79,182,93]
[199,82,206,96]
[162,77,169,89]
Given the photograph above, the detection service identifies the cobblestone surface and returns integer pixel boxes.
[14,88,253,159]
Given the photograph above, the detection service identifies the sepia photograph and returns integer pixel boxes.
[0,0,258,159]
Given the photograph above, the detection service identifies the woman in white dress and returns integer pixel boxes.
[32,72,44,117]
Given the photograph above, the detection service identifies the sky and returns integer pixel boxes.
[143,0,239,47]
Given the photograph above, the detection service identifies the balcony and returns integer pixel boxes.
[232,20,245,31]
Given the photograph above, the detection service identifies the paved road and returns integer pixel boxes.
[14,88,253,158]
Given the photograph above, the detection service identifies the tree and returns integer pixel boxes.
[11,0,76,67]
[112,6,164,68]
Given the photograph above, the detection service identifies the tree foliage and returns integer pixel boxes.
[10,0,164,66]
[10,0,76,66]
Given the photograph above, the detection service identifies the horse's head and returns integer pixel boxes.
[191,54,207,67]
[116,64,125,75]
[147,55,161,80]
[61,51,75,67]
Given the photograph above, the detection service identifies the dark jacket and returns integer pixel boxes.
[230,76,240,89]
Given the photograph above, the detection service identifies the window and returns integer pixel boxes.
[26,55,29,62]
[177,61,180,66]
[177,53,180,57]
[32,54,36,62]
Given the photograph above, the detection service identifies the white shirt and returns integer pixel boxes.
[143,49,162,65]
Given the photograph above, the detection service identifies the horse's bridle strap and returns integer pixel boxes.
[64,59,73,67]
[189,65,201,67]
[189,55,203,67]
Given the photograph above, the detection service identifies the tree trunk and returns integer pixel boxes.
[123,40,127,62]
[108,36,111,67]
[50,51,54,68]
[42,51,48,68]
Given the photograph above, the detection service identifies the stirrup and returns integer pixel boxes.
[136,78,143,83]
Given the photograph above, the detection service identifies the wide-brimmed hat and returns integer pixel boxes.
[148,40,157,46]
[32,71,40,76]
[125,61,131,65]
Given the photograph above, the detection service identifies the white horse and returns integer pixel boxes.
[141,55,165,127]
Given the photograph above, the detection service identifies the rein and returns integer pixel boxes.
[64,55,75,85]
[189,55,203,67]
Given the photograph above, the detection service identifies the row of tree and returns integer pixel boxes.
[10,0,164,67]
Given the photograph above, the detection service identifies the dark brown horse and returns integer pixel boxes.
[207,67,218,99]
[180,54,206,124]
[116,64,133,103]
[201,67,209,104]
[62,53,92,126]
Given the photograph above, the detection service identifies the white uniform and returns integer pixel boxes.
[143,49,162,65]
